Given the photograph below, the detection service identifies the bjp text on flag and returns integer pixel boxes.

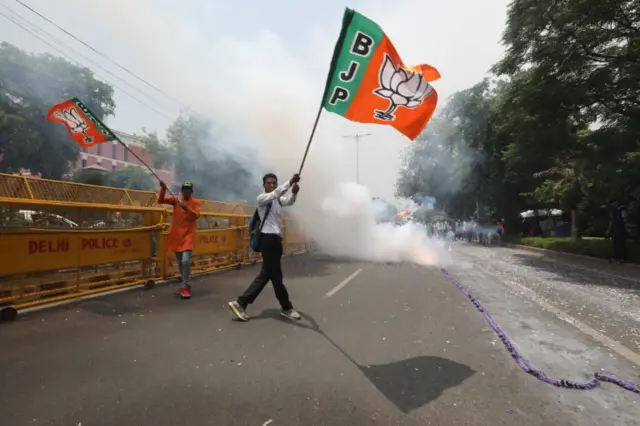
[322,8,440,140]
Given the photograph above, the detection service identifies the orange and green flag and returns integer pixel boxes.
[47,98,117,148]
[322,8,440,140]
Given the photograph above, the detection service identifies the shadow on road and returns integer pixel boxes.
[510,253,640,291]
[252,308,475,413]
[360,356,475,413]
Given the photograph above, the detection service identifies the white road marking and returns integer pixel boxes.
[474,263,640,367]
[324,268,363,299]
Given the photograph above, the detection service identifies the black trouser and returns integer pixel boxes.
[611,235,628,261]
[237,233,293,310]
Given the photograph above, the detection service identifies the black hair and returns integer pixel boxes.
[262,173,277,184]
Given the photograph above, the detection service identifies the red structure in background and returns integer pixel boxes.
[5,129,174,187]
[71,129,174,187]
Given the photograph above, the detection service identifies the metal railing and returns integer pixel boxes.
[0,173,312,321]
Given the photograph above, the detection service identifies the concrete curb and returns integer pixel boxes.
[504,243,640,270]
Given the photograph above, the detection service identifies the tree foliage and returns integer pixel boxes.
[140,114,262,202]
[72,166,156,191]
[0,43,115,178]
[397,0,640,238]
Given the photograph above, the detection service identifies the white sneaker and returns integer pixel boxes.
[228,301,250,321]
[280,308,301,321]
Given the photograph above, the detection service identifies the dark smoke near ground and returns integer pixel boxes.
[175,143,262,202]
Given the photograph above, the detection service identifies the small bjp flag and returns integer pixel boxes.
[47,98,116,148]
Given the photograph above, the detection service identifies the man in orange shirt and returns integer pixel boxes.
[158,181,201,299]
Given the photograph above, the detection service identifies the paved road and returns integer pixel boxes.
[0,248,638,425]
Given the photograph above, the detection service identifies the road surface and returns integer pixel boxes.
[0,245,638,425]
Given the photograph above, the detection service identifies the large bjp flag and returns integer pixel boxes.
[322,8,440,140]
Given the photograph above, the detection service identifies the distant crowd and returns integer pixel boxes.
[425,219,505,246]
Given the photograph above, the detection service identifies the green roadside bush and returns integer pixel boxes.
[507,236,640,264]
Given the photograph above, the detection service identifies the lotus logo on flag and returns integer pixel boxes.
[321,8,440,141]
[51,107,93,144]
[373,55,434,122]
[47,98,117,148]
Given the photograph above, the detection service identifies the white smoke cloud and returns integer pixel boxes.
[314,182,454,265]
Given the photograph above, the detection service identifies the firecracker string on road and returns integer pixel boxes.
[439,268,639,394]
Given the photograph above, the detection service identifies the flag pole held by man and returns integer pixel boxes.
[227,7,440,321]
[158,181,201,299]
[322,8,440,140]
[228,173,301,321]
[47,98,202,299]
[297,7,440,174]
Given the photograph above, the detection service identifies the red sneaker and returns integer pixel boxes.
[175,284,191,295]
[179,287,191,299]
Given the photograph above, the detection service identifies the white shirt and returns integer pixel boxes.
[256,180,297,236]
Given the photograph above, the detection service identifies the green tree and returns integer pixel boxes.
[72,166,156,191]
[495,0,639,125]
[494,71,590,234]
[494,0,640,237]
[0,43,115,178]
[141,114,262,201]
[139,129,173,170]
[397,80,505,221]
[397,0,640,238]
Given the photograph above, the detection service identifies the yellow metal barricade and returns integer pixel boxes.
[157,220,247,280]
[0,227,158,309]
[0,173,314,321]
[1,227,154,275]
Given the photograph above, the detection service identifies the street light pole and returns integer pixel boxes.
[343,133,372,184]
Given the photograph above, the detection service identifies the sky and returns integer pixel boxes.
[0,0,510,201]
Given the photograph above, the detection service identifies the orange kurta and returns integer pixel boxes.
[159,188,201,252]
